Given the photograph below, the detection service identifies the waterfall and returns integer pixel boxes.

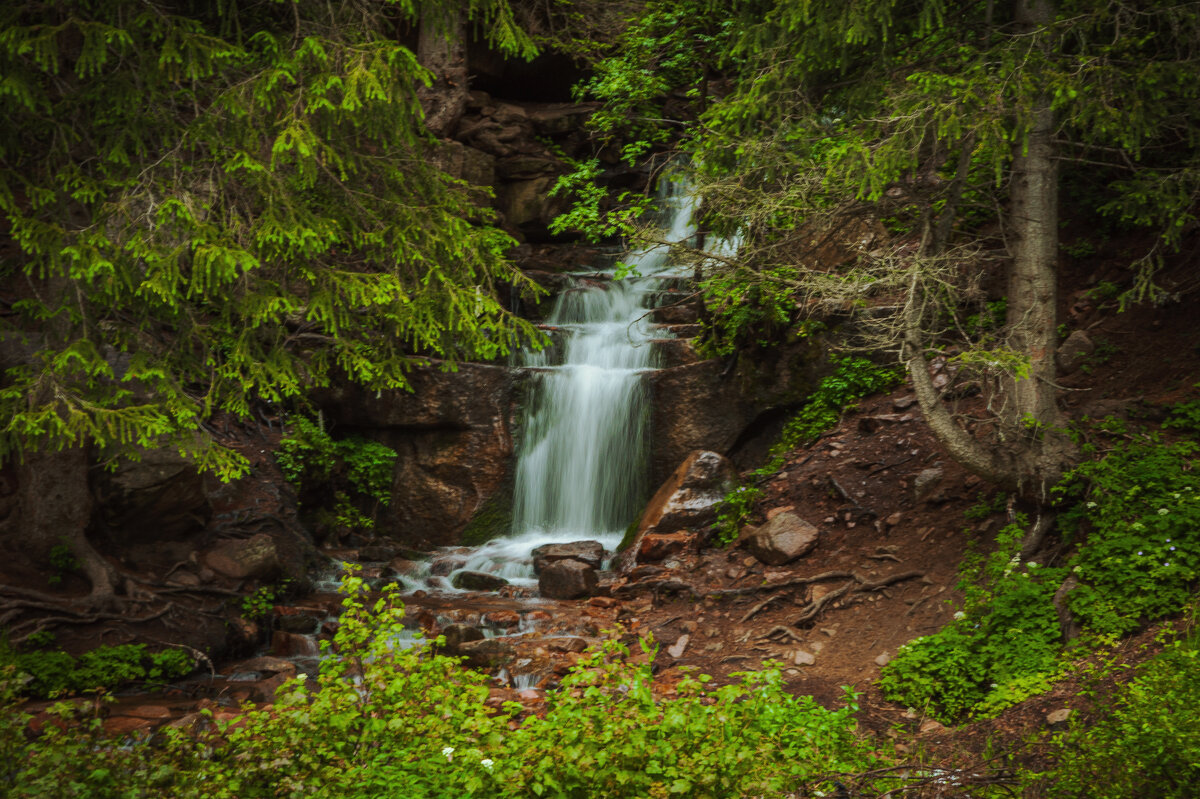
[452,180,698,585]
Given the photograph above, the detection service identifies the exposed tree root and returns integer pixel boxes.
[793,570,924,627]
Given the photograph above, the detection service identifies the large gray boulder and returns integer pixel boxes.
[742,512,819,566]
[538,558,598,600]
[531,541,605,575]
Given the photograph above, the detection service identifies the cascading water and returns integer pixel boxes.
[451,180,698,585]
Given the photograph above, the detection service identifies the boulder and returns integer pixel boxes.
[615,450,735,572]
[531,541,605,575]
[637,532,691,562]
[1057,330,1095,375]
[538,558,598,599]
[457,638,515,669]
[742,512,819,566]
[204,533,280,580]
[451,570,509,592]
[440,623,485,655]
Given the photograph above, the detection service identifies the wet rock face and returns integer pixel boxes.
[538,558,599,599]
[616,450,736,573]
[94,447,210,544]
[531,541,605,575]
[741,512,819,566]
[315,363,520,548]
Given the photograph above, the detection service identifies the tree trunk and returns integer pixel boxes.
[1007,0,1074,499]
[19,446,119,602]
[418,7,468,137]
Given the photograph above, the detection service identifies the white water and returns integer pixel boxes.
[448,180,699,586]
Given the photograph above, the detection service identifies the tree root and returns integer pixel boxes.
[613,570,855,600]
[793,570,924,627]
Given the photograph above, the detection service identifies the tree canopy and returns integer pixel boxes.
[0,0,541,479]
[565,0,1200,495]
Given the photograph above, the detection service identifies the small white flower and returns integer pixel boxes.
[442,747,455,762]
[953,611,966,620]
[1086,501,1097,509]
[1158,508,1169,515]
[1170,546,1176,551]
[1138,551,1144,556]
[1027,562,1039,569]
[481,758,494,772]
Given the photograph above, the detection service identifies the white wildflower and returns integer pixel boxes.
[1159,508,1170,515]
[953,611,967,620]
[442,747,455,762]
[481,758,494,772]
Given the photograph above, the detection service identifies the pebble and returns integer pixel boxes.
[874,651,891,666]
[793,650,815,666]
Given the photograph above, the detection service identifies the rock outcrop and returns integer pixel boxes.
[616,450,736,572]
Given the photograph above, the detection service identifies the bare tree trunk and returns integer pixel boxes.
[19,446,119,603]
[418,7,468,137]
[1007,0,1075,499]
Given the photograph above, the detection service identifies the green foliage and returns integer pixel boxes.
[1163,390,1200,435]
[697,267,814,357]
[1055,440,1200,636]
[715,357,901,543]
[46,540,80,586]
[885,431,1200,722]
[0,0,542,479]
[239,580,292,620]
[277,415,397,537]
[1031,630,1200,799]
[880,517,1067,722]
[2,571,888,798]
[1,641,193,698]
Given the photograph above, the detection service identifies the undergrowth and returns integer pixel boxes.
[882,411,1200,723]
[1,571,890,798]
[277,414,398,540]
[1028,625,1200,798]
[0,641,193,699]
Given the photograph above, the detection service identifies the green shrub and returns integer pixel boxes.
[2,572,889,798]
[277,414,398,538]
[2,642,193,698]
[1055,440,1200,636]
[1032,631,1200,798]
[879,518,1066,721]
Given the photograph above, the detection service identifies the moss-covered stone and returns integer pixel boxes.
[618,509,644,554]
[460,486,514,546]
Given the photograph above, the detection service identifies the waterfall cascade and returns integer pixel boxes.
[450,181,699,586]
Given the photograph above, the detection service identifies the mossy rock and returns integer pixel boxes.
[618,510,644,554]
[460,488,514,546]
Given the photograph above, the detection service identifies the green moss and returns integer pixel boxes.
[460,488,514,546]
[618,510,644,553]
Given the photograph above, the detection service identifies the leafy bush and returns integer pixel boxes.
[277,414,398,538]
[880,518,1066,721]
[1055,440,1200,636]
[2,642,193,698]
[1032,631,1200,799]
[715,356,902,543]
[2,573,888,798]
